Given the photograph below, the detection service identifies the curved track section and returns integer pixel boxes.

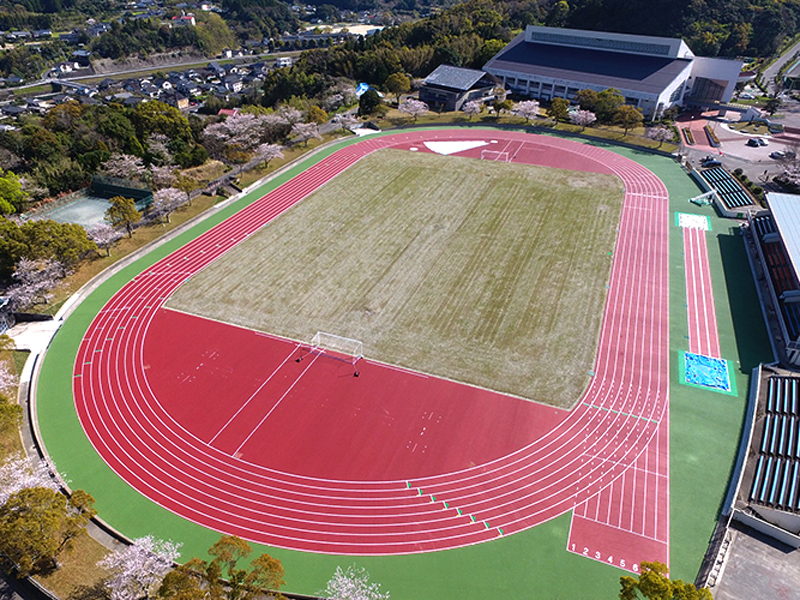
[72,130,670,555]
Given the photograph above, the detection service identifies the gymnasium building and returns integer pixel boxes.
[483,25,743,119]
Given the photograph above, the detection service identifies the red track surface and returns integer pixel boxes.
[73,131,670,560]
[684,226,721,358]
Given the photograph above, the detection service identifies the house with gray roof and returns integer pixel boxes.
[418,65,498,111]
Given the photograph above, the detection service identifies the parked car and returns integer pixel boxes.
[747,138,760,147]
[757,138,769,146]
[701,159,722,168]
[771,150,786,159]
[740,92,756,99]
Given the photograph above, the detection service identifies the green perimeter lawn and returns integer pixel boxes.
[35,127,773,599]
[168,149,623,408]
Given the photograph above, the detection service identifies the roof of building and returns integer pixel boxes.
[423,65,492,91]
[768,193,800,282]
[484,32,692,96]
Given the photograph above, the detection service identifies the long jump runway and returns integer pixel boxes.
[72,130,670,567]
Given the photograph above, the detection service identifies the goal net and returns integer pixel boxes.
[480,149,510,162]
[310,331,363,364]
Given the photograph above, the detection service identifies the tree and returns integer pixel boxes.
[764,96,782,115]
[307,105,329,124]
[323,565,389,600]
[87,223,123,257]
[570,109,597,130]
[398,98,429,122]
[595,88,625,123]
[105,196,141,237]
[101,154,146,180]
[576,89,598,111]
[646,126,674,147]
[493,98,513,115]
[0,169,26,215]
[548,97,570,124]
[255,143,284,168]
[0,364,13,396]
[98,536,181,600]
[511,99,540,123]
[6,258,66,310]
[150,165,178,190]
[0,487,96,576]
[0,456,58,507]
[20,220,96,268]
[358,89,382,116]
[151,188,186,224]
[463,100,482,120]
[384,72,411,104]
[291,122,322,147]
[158,535,284,600]
[619,561,712,600]
[614,105,644,135]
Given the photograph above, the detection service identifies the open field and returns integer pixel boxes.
[169,148,623,406]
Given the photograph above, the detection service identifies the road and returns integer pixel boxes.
[762,39,800,95]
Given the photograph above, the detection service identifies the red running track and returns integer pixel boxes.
[684,226,721,358]
[72,130,670,558]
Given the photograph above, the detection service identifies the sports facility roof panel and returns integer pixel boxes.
[768,192,800,284]
[423,65,491,91]
[484,34,692,95]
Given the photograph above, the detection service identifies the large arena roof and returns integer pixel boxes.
[484,33,692,95]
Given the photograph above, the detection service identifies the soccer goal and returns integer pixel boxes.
[480,149,511,162]
[297,331,363,373]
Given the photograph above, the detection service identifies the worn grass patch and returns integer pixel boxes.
[168,148,623,407]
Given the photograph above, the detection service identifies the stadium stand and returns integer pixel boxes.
[750,376,800,512]
[697,167,757,210]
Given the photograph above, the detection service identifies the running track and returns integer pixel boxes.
[72,130,670,565]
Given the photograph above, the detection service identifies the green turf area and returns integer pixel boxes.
[168,149,622,407]
[34,127,774,599]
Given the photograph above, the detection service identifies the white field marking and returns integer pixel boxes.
[423,140,489,155]
[678,213,710,230]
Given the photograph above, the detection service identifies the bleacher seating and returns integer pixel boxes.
[698,167,757,210]
[752,215,777,239]
[750,376,800,512]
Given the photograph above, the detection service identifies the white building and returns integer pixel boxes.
[483,25,743,119]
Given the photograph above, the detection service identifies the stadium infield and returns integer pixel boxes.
[167,148,623,408]
[34,127,773,599]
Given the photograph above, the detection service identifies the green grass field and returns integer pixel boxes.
[168,149,623,407]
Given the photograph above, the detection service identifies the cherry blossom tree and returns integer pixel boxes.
[87,223,124,256]
[101,154,146,180]
[398,98,428,122]
[278,106,302,125]
[151,188,186,224]
[149,165,177,190]
[255,143,284,168]
[6,258,66,310]
[646,126,674,147]
[291,122,322,146]
[0,455,59,507]
[339,114,360,132]
[147,133,172,166]
[323,565,390,600]
[462,100,482,120]
[204,113,266,158]
[570,109,597,130]
[511,99,540,123]
[98,535,181,600]
[0,363,14,395]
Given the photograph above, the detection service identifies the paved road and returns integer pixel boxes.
[763,39,800,95]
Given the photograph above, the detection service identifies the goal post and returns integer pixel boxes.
[310,331,363,364]
[480,149,510,162]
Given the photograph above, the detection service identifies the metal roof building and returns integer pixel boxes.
[483,25,743,118]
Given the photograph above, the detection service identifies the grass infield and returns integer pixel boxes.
[169,149,622,407]
[34,127,774,599]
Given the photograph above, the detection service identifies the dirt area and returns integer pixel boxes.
[91,49,208,75]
